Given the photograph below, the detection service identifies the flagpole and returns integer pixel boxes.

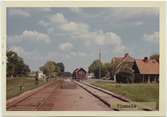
[99,48,101,79]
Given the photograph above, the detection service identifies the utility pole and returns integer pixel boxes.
[99,48,101,79]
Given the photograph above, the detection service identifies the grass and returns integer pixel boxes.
[91,81,159,102]
[7,77,47,99]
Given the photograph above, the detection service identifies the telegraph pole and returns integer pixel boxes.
[99,48,101,79]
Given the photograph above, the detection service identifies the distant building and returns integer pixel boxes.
[62,72,72,77]
[87,73,95,79]
[133,57,159,83]
[37,71,46,80]
[28,71,36,78]
[72,68,87,81]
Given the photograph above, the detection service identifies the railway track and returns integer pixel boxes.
[7,79,153,111]
[73,81,138,111]
[82,82,130,102]
[7,79,111,111]
[7,80,59,110]
[35,83,59,111]
[73,80,152,111]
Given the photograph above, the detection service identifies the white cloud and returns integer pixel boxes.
[111,8,159,21]
[38,20,50,27]
[69,8,82,13]
[144,32,159,43]
[59,42,73,51]
[49,13,89,33]
[9,46,25,56]
[9,46,48,70]
[8,9,30,17]
[69,51,86,57]
[49,13,126,52]
[9,46,36,61]
[9,30,50,43]
[135,21,143,26]
[39,8,52,12]
[49,13,67,24]
[70,51,77,56]
[94,31,126,52]
[61,21,89,33]
[78,51,86,57]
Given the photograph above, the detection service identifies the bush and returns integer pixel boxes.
[116,71,134,83]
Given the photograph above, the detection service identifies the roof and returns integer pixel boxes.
[112,53,135,62]
[135,59,159,74]
[73,68,87,74]
[73,68,79,73]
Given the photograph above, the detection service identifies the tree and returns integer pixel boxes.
[22,65,31,75]
[7,51,30,77]
[7,51,18,77]
[110,59,134,83]
[40,61,61,78]
[103,63,112,72]
[103,62,112,79]
[88,60,108,79]
[150,54,159,62]
[57,62,65,73]
[110,59,122,80]
[116,64,134,83]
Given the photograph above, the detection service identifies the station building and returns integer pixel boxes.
[111,53,159,83]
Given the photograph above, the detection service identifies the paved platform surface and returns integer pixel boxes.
[7,79,111,111]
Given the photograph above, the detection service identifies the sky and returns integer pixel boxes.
[7,7,159,72]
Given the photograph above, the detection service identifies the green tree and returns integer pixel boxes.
[22,65,31,75]
[103,62,112,73]
[110,59,134,83]
[40,61,61,78]
[88,60,108,79]
[7,51,30,77]
[150,54,159,62]
[103,62,112,79]
[57,62,65,73]
[7,51,18,77]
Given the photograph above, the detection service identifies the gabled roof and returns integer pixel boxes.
[112,53,135,62]
[78,68,87,73]
[73,68,79,73]
[135,59,159,74]
[73,68,87,74]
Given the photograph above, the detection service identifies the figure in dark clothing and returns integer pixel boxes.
[46,76,49,82]
[35,71,39,85]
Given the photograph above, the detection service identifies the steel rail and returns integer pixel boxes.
[73,80,114,109]
[7,81,56,109]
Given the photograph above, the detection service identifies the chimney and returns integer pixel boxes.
[143,57,148,62]
[124,53,129,57]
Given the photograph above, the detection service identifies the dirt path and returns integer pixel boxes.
[7,79,110,111]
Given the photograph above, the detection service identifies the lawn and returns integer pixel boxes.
[7,77,47,99]
[91,81,159,102]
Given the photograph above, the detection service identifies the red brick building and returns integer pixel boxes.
[72,68,87,81]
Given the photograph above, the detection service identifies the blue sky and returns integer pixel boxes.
[7,7,159,72]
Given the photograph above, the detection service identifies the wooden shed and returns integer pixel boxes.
[72,68,87,81]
